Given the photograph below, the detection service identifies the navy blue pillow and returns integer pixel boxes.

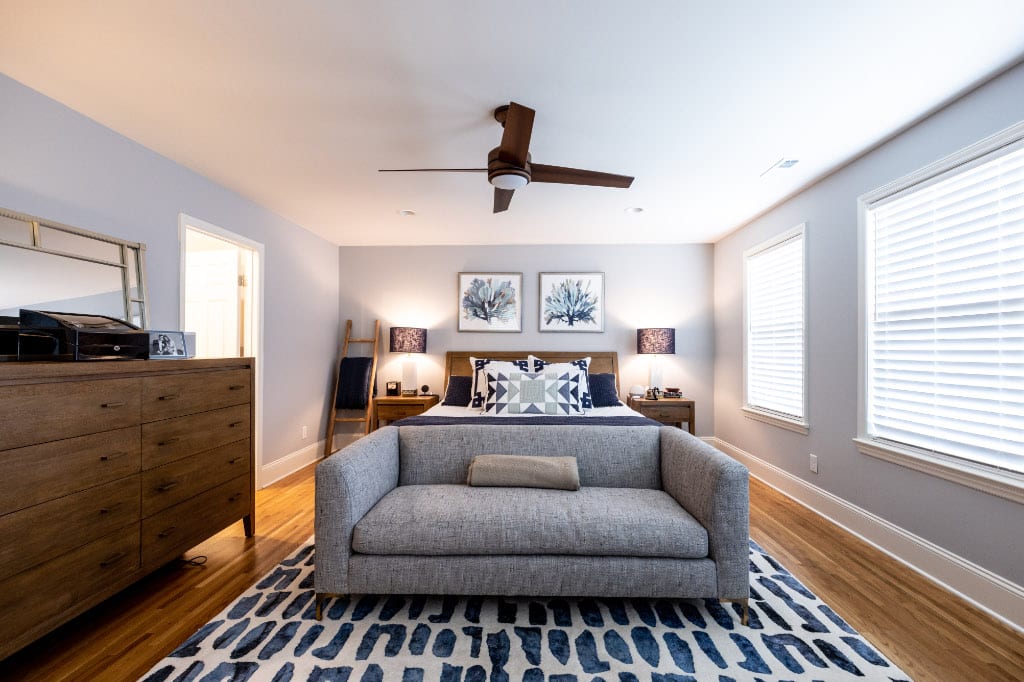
[442,375,473,406]
[589,373,620,407]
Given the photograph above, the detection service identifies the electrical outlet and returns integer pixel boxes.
[809,453,818,474]
[301,425,308,440]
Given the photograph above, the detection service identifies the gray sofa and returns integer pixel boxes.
[314,423,750,621]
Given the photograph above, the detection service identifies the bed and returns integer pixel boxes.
[392,350,662,427]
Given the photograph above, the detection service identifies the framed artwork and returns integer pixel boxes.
[458,272,523,332]
[148,330,188,358]
[539,272,605,332]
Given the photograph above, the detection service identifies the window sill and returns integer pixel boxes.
[853,437,1024,505]
[742,406,809,435]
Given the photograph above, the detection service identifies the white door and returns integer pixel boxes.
[184,230,241,357]
[180,214,264,487]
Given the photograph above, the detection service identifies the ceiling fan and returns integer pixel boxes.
[379,102,634,213]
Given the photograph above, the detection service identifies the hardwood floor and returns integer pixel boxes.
[1,465,1021,681]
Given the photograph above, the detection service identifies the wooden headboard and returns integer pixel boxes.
[443,351,620,395]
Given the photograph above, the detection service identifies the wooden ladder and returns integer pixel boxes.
[323,319,380,456]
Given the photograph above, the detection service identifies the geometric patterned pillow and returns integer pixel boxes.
[483,370,586,416]
[469,356,531,410]
[528,355,593,409]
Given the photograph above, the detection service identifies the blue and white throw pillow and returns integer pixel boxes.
[483,369,586,416]
[469,356,531,409]
[528,355,593,409]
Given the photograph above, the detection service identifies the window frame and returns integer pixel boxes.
[855,120,1024,504]
[742,223,809,434]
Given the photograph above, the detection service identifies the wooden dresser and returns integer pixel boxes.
[0,358,255,660]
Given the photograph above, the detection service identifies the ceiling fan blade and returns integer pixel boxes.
[531,163,634,188]
[497,102,535,167]
[378,168,486,172]
[493,188,515,213]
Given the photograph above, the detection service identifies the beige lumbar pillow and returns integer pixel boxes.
[467,455,580,491]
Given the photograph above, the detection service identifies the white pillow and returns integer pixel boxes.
[528,355,593,410]
[482,368,586,416]
[469,356,531,410]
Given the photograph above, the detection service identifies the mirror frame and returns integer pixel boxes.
[0,206,149,327]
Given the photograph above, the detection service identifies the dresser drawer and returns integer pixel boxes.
[141,475,250,568]
[142,369,251,421]
[0,526,139,648]
[142,439,251,516]
[0,477,139,579]
[0,427,140,516]
[141,403,251,469]
[0,378,140,451]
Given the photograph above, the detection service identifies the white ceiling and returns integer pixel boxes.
[2,1,1024,246]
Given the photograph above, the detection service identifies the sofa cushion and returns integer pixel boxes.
[352,484,708,559]
[399,425,662,488]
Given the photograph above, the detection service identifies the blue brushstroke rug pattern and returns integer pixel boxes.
[141,539,910,681]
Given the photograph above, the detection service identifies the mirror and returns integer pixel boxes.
[0,207,148,328]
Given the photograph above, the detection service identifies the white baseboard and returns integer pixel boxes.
[259,439,325,488]
[707,437,1024,634]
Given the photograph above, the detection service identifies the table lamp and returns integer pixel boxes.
[389,326,427,396]
[636,327,675,391]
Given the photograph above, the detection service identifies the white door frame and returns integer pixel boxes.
[179,213,266,488]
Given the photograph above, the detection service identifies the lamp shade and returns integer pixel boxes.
[636,328,675,355]
[389,327,427,354]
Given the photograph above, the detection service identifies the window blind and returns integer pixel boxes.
[866,142,1024,474]
[746,229,805,421]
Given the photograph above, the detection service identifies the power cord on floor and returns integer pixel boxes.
[182,555,208,566]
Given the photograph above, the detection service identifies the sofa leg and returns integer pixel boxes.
[723,598,749,625]
[315,592,347,620]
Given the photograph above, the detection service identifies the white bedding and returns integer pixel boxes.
[421,402,647,418]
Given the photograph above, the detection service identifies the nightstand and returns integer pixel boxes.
[371,394,439,430]
[628,396,695,435]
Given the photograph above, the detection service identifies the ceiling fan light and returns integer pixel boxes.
[489,173,529,190]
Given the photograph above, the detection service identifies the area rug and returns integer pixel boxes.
[141,540,910,681]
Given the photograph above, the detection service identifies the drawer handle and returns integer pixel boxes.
[157,526,177,539]
[98,503,121,514]
[99,450,128,462]
[229,456,244,464]
[158,394,179,401]
[99,552,127,568]
[101,401,126,408]
[157,437,180,447]
[157,481,179,492]
[228,421,244,428]
[228,384,245,391]
[228,493,243,502]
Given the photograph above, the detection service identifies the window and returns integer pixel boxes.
[743,224,807,433]
[857,121,1024,502]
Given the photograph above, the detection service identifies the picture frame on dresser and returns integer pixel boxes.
[148,330,187,358]
[539,272,605,332]
[457,272,523,332]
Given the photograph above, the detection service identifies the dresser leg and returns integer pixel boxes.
[243,513,255,537]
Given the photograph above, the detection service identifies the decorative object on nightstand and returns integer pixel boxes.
[636,327,675,391]
[420,384,430,396]
[389,326,427,396]
[629,394,695,435]
[372,394,440,430]
[385,380,401,396]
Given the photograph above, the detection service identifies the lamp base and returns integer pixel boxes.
[648,356,663,391]
[402,358,418,397]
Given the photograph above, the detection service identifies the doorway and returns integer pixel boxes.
[179,213,264,484]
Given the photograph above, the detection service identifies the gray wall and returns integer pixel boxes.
[714,62,1024,584]
[339,244,715,434]
[0,73,340,469]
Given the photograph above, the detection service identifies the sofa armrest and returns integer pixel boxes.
[660,428,749,599]
[314,426,400,594]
